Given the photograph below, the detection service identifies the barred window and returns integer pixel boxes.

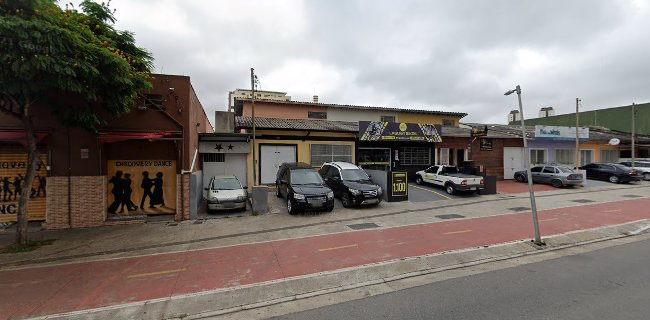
[580,150,594,165]
[310,144,352,167]
[203,153,224,162]
[380,115,396,122]
[530,149,546,165]
[600,150,619,163]
[400,147,430,165]
[555,149,574,165]
[308,111,327,119]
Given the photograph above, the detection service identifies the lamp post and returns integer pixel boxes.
[504,85,543,245]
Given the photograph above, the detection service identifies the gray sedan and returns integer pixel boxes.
[514,165,583,188]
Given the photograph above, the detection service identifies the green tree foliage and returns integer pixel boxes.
[0,0,154,244]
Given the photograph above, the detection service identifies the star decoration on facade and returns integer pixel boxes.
[227,144,234,150]
[214,144,223,151]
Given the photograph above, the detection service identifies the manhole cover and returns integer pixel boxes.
[623,194,642,198]
[193,220,204,224]
[571,199,595,203]
[435,214,465,219]
[508,207,530,212]
[347,223,380,230]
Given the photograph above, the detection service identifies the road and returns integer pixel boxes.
[273,236,650,320]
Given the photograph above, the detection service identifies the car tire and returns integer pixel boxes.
[551,179,563,188]
[608,175,620,183]
[341,193,353,208]
[287,198,297,215]
[415,175,424,185]
[644,173,650,181]
[445,183,456,195]
[275,184,282,198]
[325,206,334,212]
[515,174,525,182]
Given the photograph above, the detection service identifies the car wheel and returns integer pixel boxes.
[551,179,563,188]
[325,206,334,212]
[644,173,650,181]
[415,175,424,185]
[515,174,525,182]
[287,198,296,215]
[608,175,620,184]
[445,183,456,195]
[341,193,353,208]
[275,184,282,198]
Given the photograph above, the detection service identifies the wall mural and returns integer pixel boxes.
[106,160,176,216]
[0,153,48,222]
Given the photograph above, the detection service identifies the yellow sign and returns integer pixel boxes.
[0,152,48,222]
[106,160,176,216]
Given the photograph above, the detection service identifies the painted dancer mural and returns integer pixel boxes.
[0,152,48,222]
[106,160,176,216]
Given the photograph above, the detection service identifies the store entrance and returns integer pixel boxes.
[358,148,391,171]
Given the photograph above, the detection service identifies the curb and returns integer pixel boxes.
[30,219,650,320]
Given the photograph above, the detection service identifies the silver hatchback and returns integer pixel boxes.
[514,165,583,188]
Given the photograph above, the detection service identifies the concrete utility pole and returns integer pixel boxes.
[251,68,257,186]
[632,103,636,168]
[575,98,580,169]
[505,85,543,245]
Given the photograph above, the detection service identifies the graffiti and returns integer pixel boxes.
[107,160,176,216]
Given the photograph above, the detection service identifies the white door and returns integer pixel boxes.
[503,147,525,179]
[260,145,296,184]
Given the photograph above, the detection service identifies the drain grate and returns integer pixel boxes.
[571,199,595,203]
[193,220,204,224]
[508,207,530,212]
[623,194,643,198]
[435,214,465,219]
[347,222,380,230]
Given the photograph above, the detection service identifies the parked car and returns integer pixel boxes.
[205,175,248,212]
[619,161,650,181]
[319,162,382,208]
[579,163,641,183]
[415,165,484,195]
[276,162,334,214]
[513,165,583,188]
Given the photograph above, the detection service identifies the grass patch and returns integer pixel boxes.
[0,239,57,254]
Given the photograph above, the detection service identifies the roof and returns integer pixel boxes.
[235,98,467,118]
[325,162,359,169]
[463,123,650,143]
[235,116,358,132]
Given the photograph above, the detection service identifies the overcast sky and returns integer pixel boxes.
[76,0,650,124]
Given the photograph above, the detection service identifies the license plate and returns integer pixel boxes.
[223,203,235,208]
[362,198,379,204]
[470,187,476,191]
[308,200,324,207]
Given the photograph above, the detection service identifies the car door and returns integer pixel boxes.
[329,167,344,196]
[583,164,597,178]
[599,165,614,179]
[540,166,556,183]
[530,166,543,182]
[425,166,439,184]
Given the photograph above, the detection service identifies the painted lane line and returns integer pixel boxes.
[409,184,452,200]
[318,244,358,252]
[127,268,186,279]
[539,218,558,222]
[443,229,472,235]
[604,209,622,213]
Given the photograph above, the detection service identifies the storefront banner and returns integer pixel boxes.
[471,126,488,137]
[0,153,48,222]
[199,141,249,153]
[535,125,589,141]
[359,121,442,142]
[479,138,493,151]
[106,160,176,216]
[391,172,408,197]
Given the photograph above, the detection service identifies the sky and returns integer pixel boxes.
[73,0,650,124]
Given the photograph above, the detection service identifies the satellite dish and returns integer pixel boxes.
[609,138,620,146]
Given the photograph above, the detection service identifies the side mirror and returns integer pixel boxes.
[204,188,209,191]
[243,186,248,190]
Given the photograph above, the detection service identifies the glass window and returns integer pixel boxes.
[290,170,324,184]
[531,166,543,173]
[203,153,225,162]
[341,169,369,181]
[308,111,327,119]
[442,119,455,126]
[212,178,241,190]
[310,144,352,167]
[600,150,619,163]
[555,149,574,165]
[380,115,395,122]
[530,149,546,165]
[580,150,594,165]
[542,167,555,173]
[400,147,431,165]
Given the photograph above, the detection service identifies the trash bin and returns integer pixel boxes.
[252,185,269,214]
[480,175,497,195]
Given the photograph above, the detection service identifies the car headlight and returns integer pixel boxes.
[376,187,382,194]
[350,189,361,196]
[327,191,334,199]
[237,195,246,202]
[293,193,305,200]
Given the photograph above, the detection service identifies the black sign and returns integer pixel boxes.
[471,125,489,137]
[359,121,442,142]
[480,138,493,151]
[391,172,408,197]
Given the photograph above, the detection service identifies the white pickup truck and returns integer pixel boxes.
[415,165,484,195]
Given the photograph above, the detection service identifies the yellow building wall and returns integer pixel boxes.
[244,130,357,187]
[397,113,461,127]
[580,142,620,162]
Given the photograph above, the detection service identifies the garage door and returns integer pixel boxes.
[203,153,248,189]
[503,147,525,180]
[260,145,297,184]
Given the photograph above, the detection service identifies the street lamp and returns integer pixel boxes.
[504,85,543,245]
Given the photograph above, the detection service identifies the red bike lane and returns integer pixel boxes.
[2,198,649,319]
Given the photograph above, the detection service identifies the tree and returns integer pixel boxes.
[0,0,153,245]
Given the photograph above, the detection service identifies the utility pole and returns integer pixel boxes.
[632,103,636,168]
[251,68,257,186]
[575,98,580,169]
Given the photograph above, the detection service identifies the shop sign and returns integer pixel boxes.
[471,125,488,137]
[106,160,176,216]
[391,172,408,197]
[359,121,442,142]
[479,138,493,151]
[535,125,589,141]
[0,153,48,222]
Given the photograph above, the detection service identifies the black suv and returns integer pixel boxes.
[319,162,382,208]
[276,162,334,214]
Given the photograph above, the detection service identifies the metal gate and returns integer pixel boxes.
[503,147,525,179]
[260,144,297,184]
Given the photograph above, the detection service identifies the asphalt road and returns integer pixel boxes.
[408,183,480,202]
[272,237,650,320]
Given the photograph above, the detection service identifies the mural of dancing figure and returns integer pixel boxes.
[119,173,138,213]
[2,177,13,202]
[107,171,124,214]
[150,172,165,208]
[140,171,154,209]
[13,174,23,200]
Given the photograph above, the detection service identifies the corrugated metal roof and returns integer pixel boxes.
[235,116,358,132]
[463,123,650,143]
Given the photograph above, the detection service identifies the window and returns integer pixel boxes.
[542,167,555,173]
[400,147,430,165]
[442,119,455,127]
[555,149,575,165]
[203,153,224,162]
[310,144,352,167]
[531,166,543,173]
[380,115,396,122]
[308,111,327,119]
[438,148,450,165]
[530,149,546,165]
[580,150,594,165]
[143,94,164,110]
[600,150,619,163]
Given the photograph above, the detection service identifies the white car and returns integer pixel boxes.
[415,165,484,195]
[205,175,248,212]
[619,161,650,181]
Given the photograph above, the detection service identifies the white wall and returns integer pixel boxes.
[327,108,398,122]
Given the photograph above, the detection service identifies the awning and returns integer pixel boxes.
[0,130,49,145]
[98,130,182,143]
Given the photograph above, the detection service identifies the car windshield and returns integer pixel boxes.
[212,178,241,190]
[291,170,324,185]
[341,169,370,181]
[557,167,574,173]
